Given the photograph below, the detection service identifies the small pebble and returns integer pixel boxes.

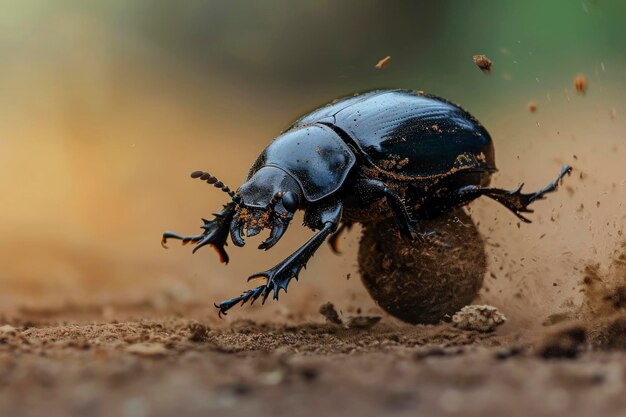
[452,305,506,332]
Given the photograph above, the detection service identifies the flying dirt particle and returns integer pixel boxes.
[375,56,391,69]
[542,312,574,327]
[451,305,506,333]
[528,101,538,113]
[319,302,342,325]
[537,323,587,359]
[345,316,381,330]
[588,312,626,350]
[473,55,493,74]
[610,108,617,119]
[126,342,168,356]
[574,74,587,95]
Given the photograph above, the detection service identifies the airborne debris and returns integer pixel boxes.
[319,302,343,325]
[473,55,493,74]
[452,305,507,332]
[528,101,538,113]
[375,55,392,69]
[574,74,587,95]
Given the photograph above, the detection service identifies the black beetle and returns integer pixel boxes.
[162,89,571,316]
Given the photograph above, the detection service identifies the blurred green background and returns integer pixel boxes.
[0,1,624,321]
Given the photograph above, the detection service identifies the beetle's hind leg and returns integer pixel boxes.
[451,165,571,222]
[355,178,435,241]
[161,201,237,264]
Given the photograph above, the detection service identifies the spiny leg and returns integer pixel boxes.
[162,201,236,264]
[356,178,431,241]
[327,223,352,254]
[216,203,342,316]
[453,165,571,222]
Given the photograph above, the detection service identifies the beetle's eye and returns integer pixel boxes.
[282,191,299,213]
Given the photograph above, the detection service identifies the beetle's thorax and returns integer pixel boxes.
[248,124,356,203]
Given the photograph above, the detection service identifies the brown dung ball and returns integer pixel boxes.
[358,209,487,324]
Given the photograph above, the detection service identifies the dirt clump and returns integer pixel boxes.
[452,305,507,333]
[345,315,381,330]
[537,323,587,359]
[319,302,381,329]
[319,302,342,325]
[473,54,493,74]
[574,74,587,94]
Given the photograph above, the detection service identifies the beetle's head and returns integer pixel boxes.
[230,166,302,249]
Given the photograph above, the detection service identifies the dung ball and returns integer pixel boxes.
[358,208,487,324]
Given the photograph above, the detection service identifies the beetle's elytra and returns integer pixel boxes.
[162,89,571,316]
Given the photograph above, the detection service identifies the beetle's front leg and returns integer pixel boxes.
[216,201,342,316]
[161,201,237,264]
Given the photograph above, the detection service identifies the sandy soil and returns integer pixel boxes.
[1,292,626,417]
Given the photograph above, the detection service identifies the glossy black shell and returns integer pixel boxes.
[247,124,356,202]
[293,90,496,179]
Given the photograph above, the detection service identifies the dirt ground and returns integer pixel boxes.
[1,286,626,417]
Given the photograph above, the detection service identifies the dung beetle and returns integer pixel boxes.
[162,89,571,316]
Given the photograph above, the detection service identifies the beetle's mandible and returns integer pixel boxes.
[162,89,571,316]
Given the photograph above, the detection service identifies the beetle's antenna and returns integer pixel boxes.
[190,171,241,203]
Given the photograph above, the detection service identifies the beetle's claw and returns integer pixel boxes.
[229,218,246,247]
[487,165,572,223]
[215,255,308,315]
[258,219,290,250]
[215,284,268,316]
[162,202,236,264]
